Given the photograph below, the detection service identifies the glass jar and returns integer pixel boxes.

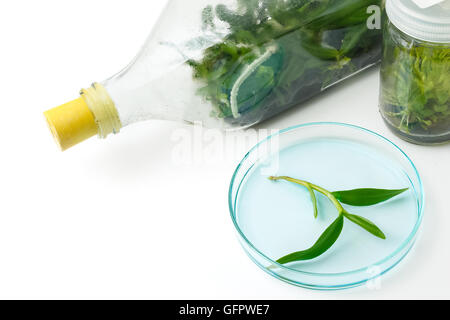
[380,0,450,144]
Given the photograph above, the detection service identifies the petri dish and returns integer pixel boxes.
[229,122,424,290]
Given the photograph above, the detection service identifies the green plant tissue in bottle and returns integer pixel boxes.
[187,0,383,127]
[380,0,450,144]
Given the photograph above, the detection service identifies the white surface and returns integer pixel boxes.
[0,0,449,299]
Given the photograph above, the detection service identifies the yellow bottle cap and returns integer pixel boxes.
[44,98,99,151]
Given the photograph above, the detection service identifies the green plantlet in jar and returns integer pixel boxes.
[380,25,450,138]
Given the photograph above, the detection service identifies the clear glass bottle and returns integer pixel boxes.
[45,0,383,151]
[380,0,450,144]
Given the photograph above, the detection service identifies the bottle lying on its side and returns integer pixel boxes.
[44,0,382,151]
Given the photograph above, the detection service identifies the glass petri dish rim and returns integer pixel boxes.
[228,122,425,279]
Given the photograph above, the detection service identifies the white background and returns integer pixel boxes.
[0,0,449,299]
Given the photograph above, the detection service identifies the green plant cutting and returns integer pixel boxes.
[268,176,408,264]
[188,0,382,124]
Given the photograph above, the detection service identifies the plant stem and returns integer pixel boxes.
[268,176,345,213]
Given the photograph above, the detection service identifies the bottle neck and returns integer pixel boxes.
[80,83,122,139]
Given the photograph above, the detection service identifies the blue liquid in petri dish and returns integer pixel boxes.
[236,137,419,274]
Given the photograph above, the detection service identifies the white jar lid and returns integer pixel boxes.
[386,0,450,43]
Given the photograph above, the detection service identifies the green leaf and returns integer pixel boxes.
[332,188,408,207]
[300,30,340,60]
[339,24,369,56]
[343,212,386,239]
[277,215,344,264]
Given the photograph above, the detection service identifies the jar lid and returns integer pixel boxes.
[386,0,450,43]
